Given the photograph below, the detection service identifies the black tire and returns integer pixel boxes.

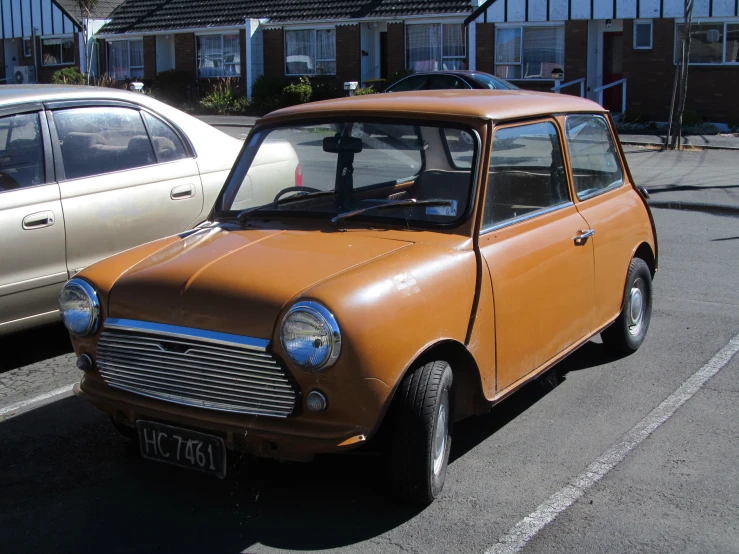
[110,417,138,441]
[601,257,653,355]
[388,360,453,505]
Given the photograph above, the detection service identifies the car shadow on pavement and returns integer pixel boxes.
[0,323,74,374]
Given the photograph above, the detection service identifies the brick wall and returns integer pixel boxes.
[337,24,361,84]
[0,41,5,80]
[175,33,196,79]
[476,23,494,74]
[143,36,156,81]
[622,19,739,122]
[387,22,405,77]
[263,28,284,78]
[564,20,588,89]
[99,39,107,75]
[239,28,247,92]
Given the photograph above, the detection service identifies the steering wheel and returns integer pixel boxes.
[273,186,322,203]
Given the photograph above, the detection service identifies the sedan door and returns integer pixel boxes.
[0,107,67,333]
[48,103,205,274]
[479,119,595,392]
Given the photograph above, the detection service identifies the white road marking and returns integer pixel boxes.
[486,331,739,554]
[0,384,75,420]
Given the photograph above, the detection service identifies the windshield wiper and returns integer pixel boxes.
[236,190,335,223]
[331,199,454,224]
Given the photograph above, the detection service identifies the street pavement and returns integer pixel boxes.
[1,148,738,553]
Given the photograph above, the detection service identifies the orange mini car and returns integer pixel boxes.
[62,91,657,504]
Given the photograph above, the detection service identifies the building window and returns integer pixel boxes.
[634,21,653,50]
[285,29,336,75]
[41,37,75,66]
[675,22,739,65]
[495,25,564,80]
[406,23,466,72]
[197,34,241,78]
[108,40,144,80]
[23,38,33,57]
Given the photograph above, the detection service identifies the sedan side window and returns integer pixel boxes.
[565,115,624,200]
[387,75,429,92]
[427,75,470,90]
[483,121,570,229]
[142,112,189,162]
[54,107,156,180]
[0,113,45,192]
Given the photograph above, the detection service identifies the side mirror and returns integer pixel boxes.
[323,136,363,154]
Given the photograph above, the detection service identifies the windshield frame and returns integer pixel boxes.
[212,116,483,230]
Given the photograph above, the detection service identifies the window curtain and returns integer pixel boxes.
[495,28,521,79]
[223,34,241,76]
[129,40,144,78]
[442,24,465,69]
[198,35,222,78]
[727,24,739,63]
[522,26,564,79]
[286,30,314,75]
[407,24,441,72]
[315,29,336,74]
[108,41,129,80]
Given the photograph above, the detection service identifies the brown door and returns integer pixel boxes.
[602,32,623,111]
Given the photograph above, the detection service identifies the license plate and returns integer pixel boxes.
[136,420,226,478]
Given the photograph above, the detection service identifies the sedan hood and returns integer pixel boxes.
[108,226,412,338]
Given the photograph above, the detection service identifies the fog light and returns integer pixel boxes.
[306,390,328,412]
[76,354,94,373]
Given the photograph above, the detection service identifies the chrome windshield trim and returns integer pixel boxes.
[103,318,269,352]
[480,201,575,235]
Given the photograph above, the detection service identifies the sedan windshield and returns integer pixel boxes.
[219,122,478,227]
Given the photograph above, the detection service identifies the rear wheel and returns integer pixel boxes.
[388,360,453,505]
[601,257,652,354]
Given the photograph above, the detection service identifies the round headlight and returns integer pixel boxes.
[281,301,341,371]
[59,278,100,336]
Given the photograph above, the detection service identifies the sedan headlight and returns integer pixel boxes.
[59,278,100,336]
[281,301,341,371]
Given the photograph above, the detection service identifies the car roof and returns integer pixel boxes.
[397,70,494,79]
[263,90,606,124]
[0,84,163,108]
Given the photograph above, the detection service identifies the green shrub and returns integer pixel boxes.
[281,77,312,107]
[152,70,197,106]
[251,75,286,114]
[311,78,343,101]
[51,66,86,85]
[352,86,376,96]
[199,78,245,115]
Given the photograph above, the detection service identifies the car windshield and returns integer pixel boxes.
[471,73,519,90]
[219,121,478,227]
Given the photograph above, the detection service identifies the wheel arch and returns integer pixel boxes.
[633,241,656,277]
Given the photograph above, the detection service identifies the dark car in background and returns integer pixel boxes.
[385,71,519,93]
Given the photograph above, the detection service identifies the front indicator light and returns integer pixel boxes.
[306,390,328,412]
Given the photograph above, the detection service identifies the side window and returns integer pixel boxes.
[53,107,156,180]
[427,75,469,89]
[440,128,474,169]
[0,113,45,192]
[142,112,189,162]
[388,75,429,92]
[565,114,624,200]
[483,121,569,228]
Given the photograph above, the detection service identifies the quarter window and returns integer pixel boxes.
[285,29,336,75]
[197,34,241,78]
[41,36,75,66]
[565,115,624,200]
[495,26,564,80]
[108,40,144,80]
[0,113,45,192]
[483,121,569,228]
[54,107,156,180]
[406,23,466,71]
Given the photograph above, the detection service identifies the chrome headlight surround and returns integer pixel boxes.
[58,278,100,337]
[280,301,341,372]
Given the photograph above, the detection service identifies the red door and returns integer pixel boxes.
[602,32,623,112]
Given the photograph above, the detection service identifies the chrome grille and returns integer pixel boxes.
[96,318,297,418]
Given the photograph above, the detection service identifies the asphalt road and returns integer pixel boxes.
[1,148,738,553]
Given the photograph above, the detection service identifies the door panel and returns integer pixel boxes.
[59,159,204,273]
[480,206,594,390]
[0,184,67,327]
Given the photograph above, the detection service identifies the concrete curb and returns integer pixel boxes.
[621,140,739,151]
[649,200,739,217]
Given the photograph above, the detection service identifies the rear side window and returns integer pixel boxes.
[483,121,569,229]
[565,115,624,200]
[427,75,469,90]
[0,112,45,192]
[54,107,156,180]
[142,112,188,162]
[387,75,429,92]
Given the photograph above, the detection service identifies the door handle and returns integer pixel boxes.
[574,229,595,245]
[22,211,55,230]
[171,184,195,200]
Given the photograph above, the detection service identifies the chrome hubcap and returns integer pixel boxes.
[628,279,646,336]
[432,402,447,477]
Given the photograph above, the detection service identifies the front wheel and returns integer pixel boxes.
[388,360,453,505]
[601,257,653,354]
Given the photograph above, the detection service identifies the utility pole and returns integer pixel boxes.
[668,0,693,150]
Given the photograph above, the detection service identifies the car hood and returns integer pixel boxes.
[107,226,413,338]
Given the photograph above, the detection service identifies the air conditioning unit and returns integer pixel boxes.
[13,65,36,84]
